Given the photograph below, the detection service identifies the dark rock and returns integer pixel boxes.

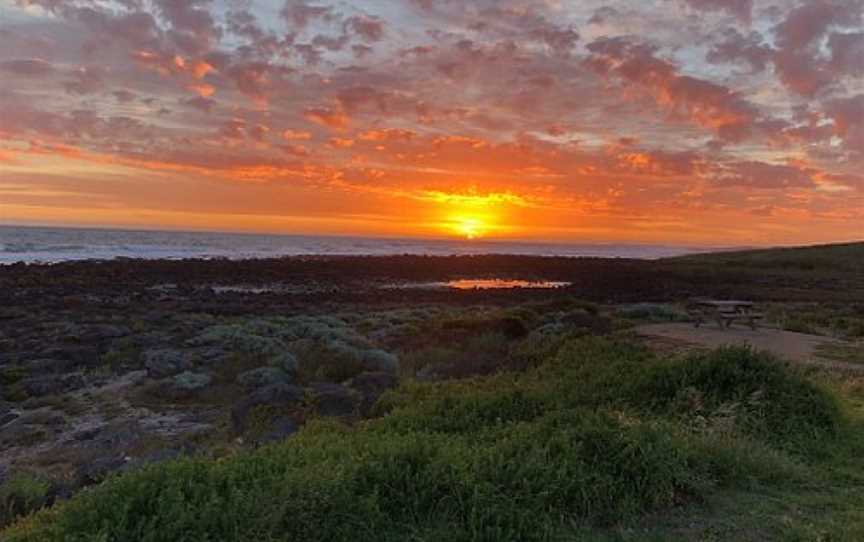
[25,358,74,375]
[237,367,291,390]
[348,371,398,415]
[143,349,191,378]
[307,382,358,417]
[72,427,101,441]
[19,374,85,397]
[38,346,99,366]
[231,383,304,434]
[0,403,18,427]
[192,346,229,366]
[360,349,399,373]
[173,371,212,392]
[62,324,131,343]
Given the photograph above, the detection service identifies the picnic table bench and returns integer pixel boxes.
[687,299,764,330]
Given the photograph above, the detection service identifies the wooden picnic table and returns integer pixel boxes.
[688,299,764,330]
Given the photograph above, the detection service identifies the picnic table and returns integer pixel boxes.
[687,299,764,330]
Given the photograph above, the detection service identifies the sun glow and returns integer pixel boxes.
[451,216,487,239]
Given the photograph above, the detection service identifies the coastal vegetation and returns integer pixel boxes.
[1,242,862,540]
[3,337,863,541]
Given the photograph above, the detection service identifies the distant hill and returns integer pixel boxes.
[668,241,864,273]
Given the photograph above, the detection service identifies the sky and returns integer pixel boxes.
[0,0,862,245]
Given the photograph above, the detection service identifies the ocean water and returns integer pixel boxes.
[0,225,709,264]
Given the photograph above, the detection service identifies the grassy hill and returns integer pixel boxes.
[669,241,864,273]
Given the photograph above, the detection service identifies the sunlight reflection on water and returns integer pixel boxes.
[385,279,571,290]
[444,279,570,289]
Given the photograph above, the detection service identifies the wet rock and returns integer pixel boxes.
[348,371,398,415]
[307,382,358,417]
[173,371,212,392]
[231,383,304,434]
[143,349,191,378]
[237,367,291,390]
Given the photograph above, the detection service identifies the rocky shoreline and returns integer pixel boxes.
[0,253,858,521]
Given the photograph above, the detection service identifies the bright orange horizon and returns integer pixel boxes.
[1,1,862,245]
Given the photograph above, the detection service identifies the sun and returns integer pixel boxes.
[452,216,486,239]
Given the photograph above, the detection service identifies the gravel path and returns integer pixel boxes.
[636,323,864,372]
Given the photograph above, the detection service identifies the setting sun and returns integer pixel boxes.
[453,217,486,239]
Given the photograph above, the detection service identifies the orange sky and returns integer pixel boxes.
[1,0,862,245]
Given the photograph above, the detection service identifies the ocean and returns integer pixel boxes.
[0,225,710,264]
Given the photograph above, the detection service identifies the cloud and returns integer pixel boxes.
[344,15,385,42]
[303,107,349,130]
[770,0,863,96]
[112,89,137,103]
[280,0,334,29]
[0,58,55,76]
[282,129,312,140]
[63,66,105,95]
[586,36,759,141]
[828,31,864,76]
[154,0,222,55]
[358,128,417,142]
[823,94,864,154]
[706,28,773,73]
[710,161,815,189]
[681,0,752,21]
[182,95,215,113]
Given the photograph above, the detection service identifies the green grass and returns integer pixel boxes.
[2,339,859,541]
[0,472,51,529]
[671,242,864,273]
[815,342,864,364]
[765,303,864,339]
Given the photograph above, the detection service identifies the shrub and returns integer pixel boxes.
[617,303,689,322]
[628,346,844,455]
[0,473,50,529]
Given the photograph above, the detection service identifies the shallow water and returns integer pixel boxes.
[385,279,571,290]
[444,279,570,289]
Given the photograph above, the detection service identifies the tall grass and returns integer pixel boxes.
[3,339,847,542]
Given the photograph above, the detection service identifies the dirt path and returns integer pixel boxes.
[636,323,864,372]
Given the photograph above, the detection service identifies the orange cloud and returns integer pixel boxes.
[303,107,349,130]
[282,129,312,140]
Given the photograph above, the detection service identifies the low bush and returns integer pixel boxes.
[629,347,844,455]
[0,472,50,529]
